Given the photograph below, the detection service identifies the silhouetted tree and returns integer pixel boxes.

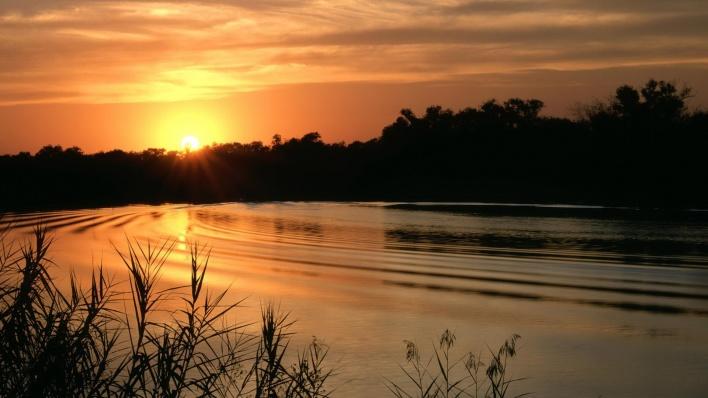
[35,145,64,159]
[1,79,706,210]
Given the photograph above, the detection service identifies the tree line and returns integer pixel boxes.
[1,79,706,210]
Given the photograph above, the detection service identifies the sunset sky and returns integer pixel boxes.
[1,0,707,154]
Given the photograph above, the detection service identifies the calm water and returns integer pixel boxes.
[2,202,708,397]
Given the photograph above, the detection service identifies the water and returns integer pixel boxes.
[2,202,708,397]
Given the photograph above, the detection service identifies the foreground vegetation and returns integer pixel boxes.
[1,80,706,210]
[0,227,333,397]
[386,331,525,398]
[0,227,524,397]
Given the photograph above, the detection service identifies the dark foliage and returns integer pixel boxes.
[1,80,706,210]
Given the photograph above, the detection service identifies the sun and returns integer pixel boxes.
[180,135,201,152]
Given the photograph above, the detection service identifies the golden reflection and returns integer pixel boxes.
[162,209,192,282]
[2,203,708,397]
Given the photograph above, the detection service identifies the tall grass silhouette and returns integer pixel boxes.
[0,226,333,397]
[0,224,526,397]
[385,330,526,398]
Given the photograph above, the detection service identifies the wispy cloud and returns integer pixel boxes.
[1,0,706,105]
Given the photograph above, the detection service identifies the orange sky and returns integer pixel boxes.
[1,1,707,154]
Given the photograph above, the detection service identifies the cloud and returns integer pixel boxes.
[441,0,708,15]
[277,14,708,47]
[1,0,707,105]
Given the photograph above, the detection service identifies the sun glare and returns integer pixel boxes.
[151,106,227,151]
[180,135,201,151]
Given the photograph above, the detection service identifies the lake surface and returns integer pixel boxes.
[2,202,708,397]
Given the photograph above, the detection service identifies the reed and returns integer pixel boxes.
[385,330,527,398]
[0,225,525,397]
[0,226,332,397]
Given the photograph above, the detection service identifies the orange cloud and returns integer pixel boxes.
[1,0,706,106]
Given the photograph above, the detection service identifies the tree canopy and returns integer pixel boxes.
[1,80,706,210]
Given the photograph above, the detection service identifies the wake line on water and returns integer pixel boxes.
[384,280,708,317]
